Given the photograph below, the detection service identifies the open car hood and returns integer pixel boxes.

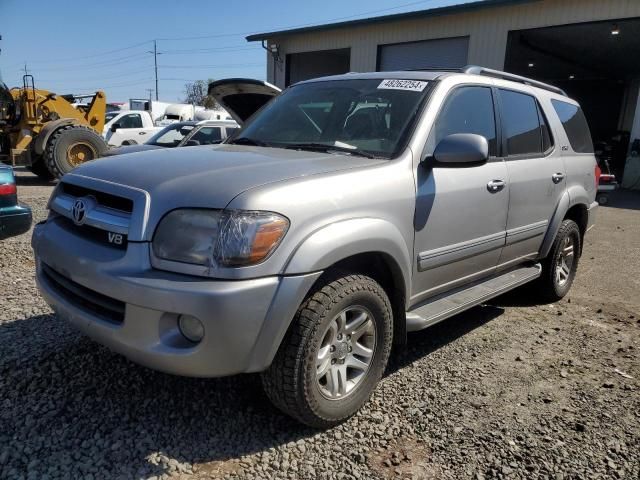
[207,78,281,125]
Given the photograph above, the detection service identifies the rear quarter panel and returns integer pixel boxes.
[539,94,597,208]
[537,93,597,257]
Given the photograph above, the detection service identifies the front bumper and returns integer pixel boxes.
[0,203,32,240]
[32,220,321,377]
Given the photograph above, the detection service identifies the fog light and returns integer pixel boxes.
[178,314,204,343]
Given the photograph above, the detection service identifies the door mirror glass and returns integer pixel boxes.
[432,134,488,165]
[110,123,120,132]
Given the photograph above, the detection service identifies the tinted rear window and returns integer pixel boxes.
[551,100,593,153]
[499,89,543,156]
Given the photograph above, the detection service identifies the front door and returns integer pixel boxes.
[495,88,565,268]
[412,85,509,304]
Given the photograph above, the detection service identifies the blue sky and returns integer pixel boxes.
[0,0,470,102]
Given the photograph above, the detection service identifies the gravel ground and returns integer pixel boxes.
[1,168,639,480]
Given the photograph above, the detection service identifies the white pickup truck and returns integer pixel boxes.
[103,110,161,147]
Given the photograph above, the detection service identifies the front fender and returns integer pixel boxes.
[284,217,412,296]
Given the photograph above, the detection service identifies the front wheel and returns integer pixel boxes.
[535,219,581,302]
[261,274,393,428]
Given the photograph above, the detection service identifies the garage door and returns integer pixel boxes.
[378,36,469,71]
[286,48,351,86]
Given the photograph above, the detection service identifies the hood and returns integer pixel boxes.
[71,145,384,233]
[102,144,164,157]
[207,78,281,125]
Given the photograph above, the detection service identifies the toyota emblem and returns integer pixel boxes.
[72,198,89,225]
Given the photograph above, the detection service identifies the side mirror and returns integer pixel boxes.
[432,134,489,165]
[184,140,200,146]
[110,123,121,133]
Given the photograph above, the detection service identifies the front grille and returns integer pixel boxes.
[60,182,133,213]
[49,182,133,241]
[42,263,125,325]
[56,216,128,251]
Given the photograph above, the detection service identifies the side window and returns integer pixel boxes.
[189,127,222,145]
[224,127,238,138]
[499,89,543,156]
[551,100,594,153]
[429,86,497,156]
[120,114,143,129]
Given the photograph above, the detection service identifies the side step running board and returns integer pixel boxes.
[406,264,541,332]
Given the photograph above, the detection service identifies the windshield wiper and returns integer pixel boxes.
[228,137,271,147]
[282,142,377,159]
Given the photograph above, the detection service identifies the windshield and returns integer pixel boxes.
[233,78,430,158]
[147,123,194,147]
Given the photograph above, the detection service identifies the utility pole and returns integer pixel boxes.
[153,40,158,100]
[145,88,154,107]
[23,63,29,76]
[147,40,161,100]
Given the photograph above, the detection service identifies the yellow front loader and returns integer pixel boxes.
[0,74,108,179]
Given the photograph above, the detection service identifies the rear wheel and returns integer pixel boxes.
[261,274,393,428]
[44,125,107,178]
[27,156,54,181]
[535,219,581,302]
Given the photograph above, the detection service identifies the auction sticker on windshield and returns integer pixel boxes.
[378,79,428,92]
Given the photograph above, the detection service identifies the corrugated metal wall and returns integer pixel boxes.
[264,0,640,88]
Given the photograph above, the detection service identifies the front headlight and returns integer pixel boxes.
[152,209,289,268]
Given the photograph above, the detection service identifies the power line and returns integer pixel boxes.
[10,40,154,65]
[161,46,259,55]
[67,78,154,92]
[155,0,449,41]
[158,63,263,69]
[33,68,153,84]
[9,0,449,67]
[29,53,152,72]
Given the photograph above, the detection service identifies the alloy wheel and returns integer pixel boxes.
[315,306,376,400]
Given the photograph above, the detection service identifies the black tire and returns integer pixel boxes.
[120,139,138,146]
[44,125,107,178]
[535,219,581,302]
[27,157,54,181]
[261,274,393,428]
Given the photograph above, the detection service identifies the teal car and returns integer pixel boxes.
[0,166,32,240]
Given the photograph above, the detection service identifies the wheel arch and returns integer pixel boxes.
[248,219,413,372]
[540,192,589,259]
[33,118,78,155]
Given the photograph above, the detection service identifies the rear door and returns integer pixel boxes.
[497,88,565,268]
[106,113,156,146]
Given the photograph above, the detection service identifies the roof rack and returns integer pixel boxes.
[462,65,567,96]
[404,66,463,72]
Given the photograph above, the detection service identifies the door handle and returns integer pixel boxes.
[487,179,506,193]
[139,132,146,135]
[552,172,565,183]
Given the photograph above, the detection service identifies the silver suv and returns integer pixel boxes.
[32,67,598,427]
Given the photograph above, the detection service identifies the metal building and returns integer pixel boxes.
[247,0,640,188]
